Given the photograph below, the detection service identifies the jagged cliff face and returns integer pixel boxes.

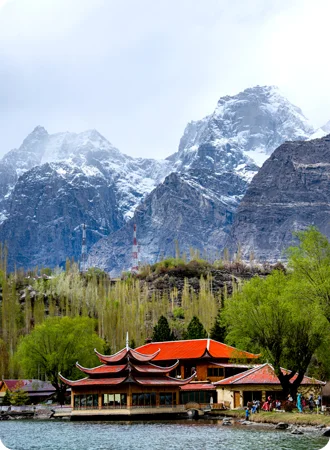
[0,85,317,271]
[0,126,49,217]
[0,127,171,269]
[0,126,172,224]
[228,135,330,261]
[88,86,315,274]
[0,161,123,269]
[88,170,247,275]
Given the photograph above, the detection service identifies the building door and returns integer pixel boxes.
[243,391,262,406]
[234,391,241,408]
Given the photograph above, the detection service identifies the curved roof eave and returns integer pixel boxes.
[132,360,180,372]
[59,373,89,386]
[75,362,127,374]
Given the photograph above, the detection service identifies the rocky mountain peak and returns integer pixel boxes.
[32,125,48,135]
[228,134,330,261]
[169,85,314,171]
[19,125,49,154]
[321,120,330,133]
[0,86,324,272]
[308,119,330,140]
[215,84,278,108]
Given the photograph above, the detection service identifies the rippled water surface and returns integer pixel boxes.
[1,420,328,450]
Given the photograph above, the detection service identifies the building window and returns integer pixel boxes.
[170,366,181,378]
[159,392,176,406]
[132,393,156,407]
[74,394,98,409]
[74,395,80,408]
[181,391,216,404]
[103,393,127,408]
[207,367,224,377]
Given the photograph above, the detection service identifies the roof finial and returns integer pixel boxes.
[126,331,129,350]
[207,334,210,351]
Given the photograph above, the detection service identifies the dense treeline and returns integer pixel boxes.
[0,254,228,378]
[2,227,330,399]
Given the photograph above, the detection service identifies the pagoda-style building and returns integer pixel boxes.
[137,338,260,407]
[137,339,260,382]
[59,341,196,417]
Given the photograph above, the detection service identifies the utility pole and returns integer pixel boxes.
[81,223,87,273]
[131,224,139,273]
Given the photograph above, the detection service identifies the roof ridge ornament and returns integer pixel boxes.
[126,331,129,350]
[207,335,210,351]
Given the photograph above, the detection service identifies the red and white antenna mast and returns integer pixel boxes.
[131,224,139,273]
[81,223,87,272]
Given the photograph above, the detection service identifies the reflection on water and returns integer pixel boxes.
[0,419,328,450]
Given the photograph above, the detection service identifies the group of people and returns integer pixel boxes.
[296,393,322,413]
[245,393,322,420]
[245,399,261,420]
[260,395,281,412]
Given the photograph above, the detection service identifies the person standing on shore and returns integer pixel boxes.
[297,393,303,413]
[267,395,273,411]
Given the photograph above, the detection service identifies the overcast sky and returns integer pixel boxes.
[0,0,329,159]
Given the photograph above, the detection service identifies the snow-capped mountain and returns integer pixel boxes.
[0,127,171,268]
[0,85,318,271]
[87,86,316,274]
[309,120,330,140]
[0,126,172,225]
[0,161,124,269]
[168,85,313,170]
[88,169,248,276]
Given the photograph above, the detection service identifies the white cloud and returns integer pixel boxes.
[0,0,329,158]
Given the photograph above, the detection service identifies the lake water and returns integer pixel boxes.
[0,419,328,450]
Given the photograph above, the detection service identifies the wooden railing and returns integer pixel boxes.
[74,404,186,411]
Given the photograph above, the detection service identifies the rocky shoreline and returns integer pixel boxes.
[208,412,330,438]
[0,406,66,421]
[0,407,54,420]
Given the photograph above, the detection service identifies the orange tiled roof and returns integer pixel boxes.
[75,363,127,375]
[180,383,216,391]
[137,339,259,361]
[59,373,196,387]
[59,375,126,387]
[75,361,179,376]
[215,363,326,386]
[133,372,196,386]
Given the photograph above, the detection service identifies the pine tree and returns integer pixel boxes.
[2,390,11,406]
[152,315,175,342]
[210,309,226,342]
[185,316,207,339]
